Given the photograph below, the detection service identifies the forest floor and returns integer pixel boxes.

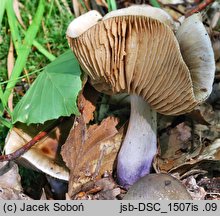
[0,0,220,200]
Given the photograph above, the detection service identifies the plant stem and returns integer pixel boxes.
[117,95,157,188]
[6,0,22,53]
[0,118,63,161]
[186,0,215,17]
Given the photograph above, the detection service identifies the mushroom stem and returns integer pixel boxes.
[117,94,157,188]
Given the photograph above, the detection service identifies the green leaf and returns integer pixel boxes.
[12,50,82,125]
[149,0,160,8]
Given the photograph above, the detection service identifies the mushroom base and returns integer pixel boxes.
[117,95,157,188]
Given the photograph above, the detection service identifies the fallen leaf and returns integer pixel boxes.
[198,177,220,194]
[182,176,207,200]
[92,177,121,200]
[168,158,220,177]
[0,187,31,200]
[156,120,217,173]
[190,103,215,125]
[77,89,96,124]
[0,161,32,200]
[13,0,26,29]
[72,0,80,17]
[61,115,121,197]
[176,122,191,142]
[7,38,15,111]
[156,119,220,175]
[0,161,22,191]
[155,121,193,172]
[61,90,122,197]
[197,139,220,160]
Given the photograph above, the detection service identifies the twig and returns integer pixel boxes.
[0,118,64,162]
[185,0,215,17]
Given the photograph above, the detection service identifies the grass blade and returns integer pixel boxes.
[3,0,46,106]
[6,0,22,52]
[0,0,7,32]
[0,86,6,114]
[20,29,56,62]
[32,40,56,61]
[107,0,117,12]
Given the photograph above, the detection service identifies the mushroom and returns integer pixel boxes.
[4,119,74,181]
[123,173,192,200]
[66,6,215,188]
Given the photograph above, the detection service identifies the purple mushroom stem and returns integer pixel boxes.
[117,94,157,188]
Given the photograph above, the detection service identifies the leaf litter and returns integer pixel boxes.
[61,90,123,198]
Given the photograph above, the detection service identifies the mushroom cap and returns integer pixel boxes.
[66,10,102,38]
[176,13,215,103]
[67,6,215,115]
[123,173,192,200]
[4,121,72,181]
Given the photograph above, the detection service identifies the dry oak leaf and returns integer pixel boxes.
[77,91,96,124]
[61,115,121,197]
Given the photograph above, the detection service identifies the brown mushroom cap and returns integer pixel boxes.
[123,173,192,200]
[67,8,214,115]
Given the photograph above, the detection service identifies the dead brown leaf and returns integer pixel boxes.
[156,119,220,174]
[61,93,121,197]
[77,91,96,124]
[183,176,207,200]
[0,161,32,200]
[13,0,26,29]
[155,122,193,172]
[61,115,121,197]
[7,38,15,111]
[0,162,22,191]
[0,187,31,200]
[72,0,80,17]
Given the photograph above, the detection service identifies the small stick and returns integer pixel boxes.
[0,118,64,162]
[185,0,215,17]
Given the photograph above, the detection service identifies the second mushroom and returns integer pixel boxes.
[66,5,215,188]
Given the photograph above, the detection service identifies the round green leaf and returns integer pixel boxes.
[12,50,82,125]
